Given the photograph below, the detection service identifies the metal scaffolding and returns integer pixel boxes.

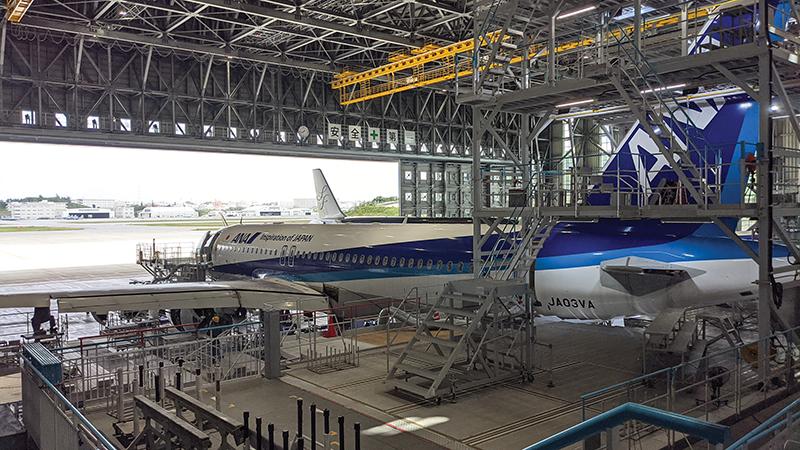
[465,0,800,385]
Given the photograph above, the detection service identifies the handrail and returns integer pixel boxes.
[727,398,800,449]
[580,324,800,406]
[522,402,730,450]
[23,359,117,449]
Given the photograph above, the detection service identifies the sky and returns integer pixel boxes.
[1,142,398,204]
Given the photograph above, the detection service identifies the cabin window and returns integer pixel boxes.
[417,259,424,269]
[390,257,396,267]
[437,260,443,270]
[345,254,351,263]
[325,253,331,262]
[337,253,343,263]
[399,257,405,267]
[447,261,453,272]
[457,262,464,272]
[366,255,373,264]
[380,256,387,266]
[312,252,318,260]
[426,259,433,269]
[359,254,365,264]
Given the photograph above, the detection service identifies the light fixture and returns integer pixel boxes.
[557,5,597,20]
[770,104,781,112]
[640,83,687,94]
[556,98,595,108]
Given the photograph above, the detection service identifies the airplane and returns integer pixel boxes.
[1,95,793,331]
[1,2,794,332]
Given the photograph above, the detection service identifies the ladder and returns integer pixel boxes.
[479,212,556,281]
[605,22,720,207]
[386,279,530,402]
[472,0,540,95]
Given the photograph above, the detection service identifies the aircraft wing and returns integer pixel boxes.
[0,278,328,313]
[600,257,705,296]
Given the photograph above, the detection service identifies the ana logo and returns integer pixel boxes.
[231,232,261,244]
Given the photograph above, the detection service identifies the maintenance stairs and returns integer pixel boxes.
[469,0,540,98]
[386,212,555,401]
[605,22,721,206]
[386,279,531,403]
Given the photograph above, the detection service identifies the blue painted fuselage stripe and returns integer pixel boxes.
[213,220,788,280]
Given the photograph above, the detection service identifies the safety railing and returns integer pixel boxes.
[54,320,264,416]
[135,240,204,282]
[523,402,729,450]
[21,358,116,449]
[475,140,757,214]
[382,287,426,372]
[728,397,800,448]
[580,325,800,448]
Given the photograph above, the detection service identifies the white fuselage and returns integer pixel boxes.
[208,220,784,320]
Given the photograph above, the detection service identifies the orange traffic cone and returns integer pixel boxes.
[322,314,337,338]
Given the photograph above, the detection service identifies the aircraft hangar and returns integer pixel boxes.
[1,0,800,449]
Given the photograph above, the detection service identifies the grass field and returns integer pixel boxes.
[0,226,82,233]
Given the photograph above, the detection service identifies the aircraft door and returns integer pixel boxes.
[288,245,296,267]
[280,245,288,266]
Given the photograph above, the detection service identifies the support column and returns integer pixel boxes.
[472,107,483,277]
[680,3,689,56]
[756,0,774,383]
[634,0,642,63]
[261,306,281,379]
[547,14,556,84]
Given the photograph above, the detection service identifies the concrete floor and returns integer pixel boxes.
[274,321,644,450]
[47,315,800,449]
[79,320,645,449]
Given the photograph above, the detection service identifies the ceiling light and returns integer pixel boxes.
[557,5,597,20]
[556,98,595,108]
[640,83,687,94]
[613,5,655,20]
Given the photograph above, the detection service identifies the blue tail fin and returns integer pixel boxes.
[587,94,757,207]
[587,3,768,208]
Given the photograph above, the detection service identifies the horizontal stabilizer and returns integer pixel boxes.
[600,257,704,296]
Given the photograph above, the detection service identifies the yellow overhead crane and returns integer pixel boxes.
[331,0,741,105]
[6,0,34,23]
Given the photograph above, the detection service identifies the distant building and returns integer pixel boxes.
[64,208,113,219]
[293,198,316,209]
[114,205,135,219]
[286,208,313,216]
[76,199,135,219]
[8,201,68,219]
[76,199,116,209]
[241,205,282,217]
[138,206,198,219]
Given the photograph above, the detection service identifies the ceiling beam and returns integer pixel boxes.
[17,17,336,73]
[179,0,421,48]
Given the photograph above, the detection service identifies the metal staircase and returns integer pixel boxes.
[386,279,531,402]
[605,23,721,207]
[472,0,539,96]
[479,214,555,281]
